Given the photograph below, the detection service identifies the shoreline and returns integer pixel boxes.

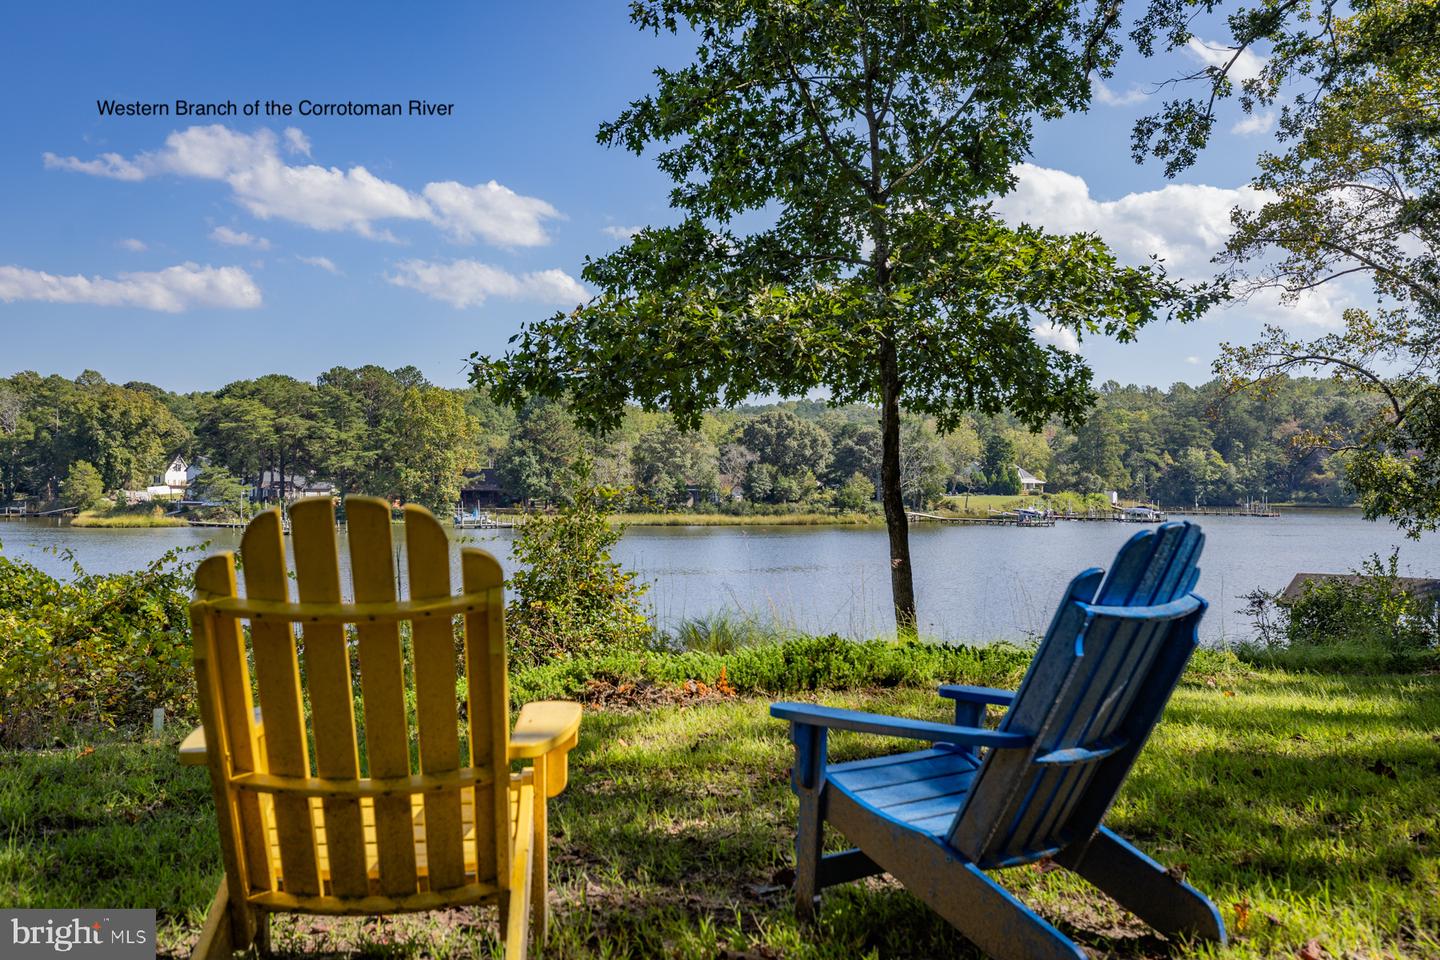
[613,511,880,526]
[69,513,188,528]
[13,503,1369,531]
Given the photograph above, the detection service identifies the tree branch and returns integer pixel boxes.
[781,55,871,195]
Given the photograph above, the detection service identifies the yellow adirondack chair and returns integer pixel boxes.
[178,496,580,959]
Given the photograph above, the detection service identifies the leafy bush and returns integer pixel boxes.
[0,544,200,747]
[1240,550,1440,669]
[832,472,877,514]
[506,461,651,666]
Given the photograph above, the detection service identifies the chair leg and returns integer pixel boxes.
[503,782,537,960]
[531,756,550,943]
[253,913,271,957]
[1059,827,1226,944]
[793,786,825,920]
[503,874,533,960]
[191,880,234,960]
[789,723,828,921]
[191,880,265,959]
[829,794,1087,960]
[896,856,1087,960]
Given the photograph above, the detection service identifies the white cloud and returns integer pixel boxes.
[282,127,311,157]
[118,238,147,252]
[45,125,561,246]
[387,259,588,308]
[210,225,270,250]
[1185,355,1202,365]
[1091,77,1148,107]
[995,163,1263,275]
[994,162,1357,328]
[42,151,145,181]
[1185,38,1266,84]
[0,262,261,312]
[1032,321,1080,353]
[296,255,340,274]
[602,224,644,240]
[423,180,562,246]
[1231,110,1276,135]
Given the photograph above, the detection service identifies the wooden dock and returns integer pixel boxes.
[2,505,80,520]
[1166,505,1280,518]
[454,512,516,529]
[907,511,1055,527]
[189,518,292,533]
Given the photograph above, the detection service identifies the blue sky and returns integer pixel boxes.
[0,2,1347,393]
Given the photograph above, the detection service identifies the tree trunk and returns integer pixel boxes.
[879,338,917,636]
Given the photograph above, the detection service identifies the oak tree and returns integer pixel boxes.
[473,0,1208,631]
[1145,0,1440,534]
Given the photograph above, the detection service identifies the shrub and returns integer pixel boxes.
[509,634,1038,703]
[832,472,877,514]
[61,460,106,509]
[1239,550,1440,669]
[0,544,200,747]
[506,461,651,666]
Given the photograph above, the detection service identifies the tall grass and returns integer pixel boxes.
[70,506,188,528]
[662,610,799,653]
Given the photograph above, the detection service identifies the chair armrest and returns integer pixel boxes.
[509,701,582,760]
[937,684,1016,707]
[179,725,209,766]
[510,701,582,799]
[770,702,1031,749]
[176,707,264,767]
[936,686,1016,751]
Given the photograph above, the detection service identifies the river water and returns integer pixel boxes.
[3,511,1438,645]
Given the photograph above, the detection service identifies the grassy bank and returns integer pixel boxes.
[70,506,188,528]
[3,647,1435,959]
[936,492,1117,519]
[936,493,1030,516]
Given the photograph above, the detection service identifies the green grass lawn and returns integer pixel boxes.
[936,493,1030,513]
[2,667,1437,958]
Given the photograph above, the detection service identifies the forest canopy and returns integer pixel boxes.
[0,367,1378,513]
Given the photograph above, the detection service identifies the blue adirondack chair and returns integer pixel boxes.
[771,521,1224,960]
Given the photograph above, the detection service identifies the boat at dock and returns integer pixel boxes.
[906,510,1055,527]
[453,510,515,529]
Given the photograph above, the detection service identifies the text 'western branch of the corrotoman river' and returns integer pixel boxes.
[95,99,454,118]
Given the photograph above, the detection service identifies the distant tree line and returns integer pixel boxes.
[0,368,1379,515]
[0,367,477,515]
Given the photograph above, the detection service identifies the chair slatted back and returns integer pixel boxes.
[946,522,1206,869]
[189,496,512,910]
